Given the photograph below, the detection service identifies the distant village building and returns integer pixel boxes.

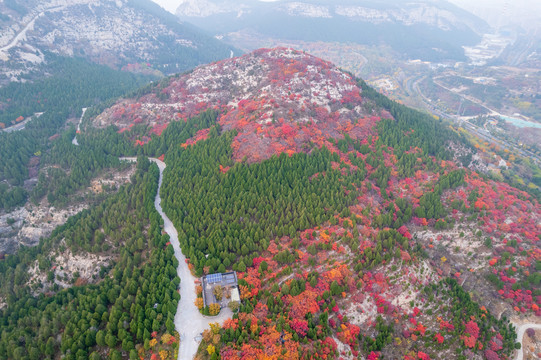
[201,271,240,308]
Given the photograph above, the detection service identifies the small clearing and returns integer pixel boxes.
[27,248,111,296]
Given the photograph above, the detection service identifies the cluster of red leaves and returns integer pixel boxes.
[442,172,541,314]
[290,319,309,337]
[284,287,320,319]
[438,319,455,332]
[220,325,300,360]
[180,128,210,148]
[462,334,477,349]
[337,322,360,347]
[457,320,480,349]
[489,334,504,352]
[397,225,412,239]
[217,237,359,359]
[496,282,540,315]
[367,351,380,360]
[149,123,168,136]
[117,123,134,133]
[134,136,151,146]
[219,164,230,173]
[464,320,479,339]
[408,317,427,336]
[463,173,540,244]
[484,349,501,360]
[404,352,431,360]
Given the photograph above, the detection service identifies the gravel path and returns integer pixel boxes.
[71,108,87,145]
[120,157,233,359]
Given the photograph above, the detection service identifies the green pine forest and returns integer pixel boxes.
[0,55,153,210]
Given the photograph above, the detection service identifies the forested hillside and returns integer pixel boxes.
[0,56,152,210]
[0,159,180,360]
[155,107,526,360]
[0,48,539,360]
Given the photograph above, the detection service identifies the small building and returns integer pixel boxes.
[201,271,239,308]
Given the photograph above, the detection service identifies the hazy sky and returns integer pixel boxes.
[151,0,181,14]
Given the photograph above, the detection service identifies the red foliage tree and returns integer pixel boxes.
[290,319,309,337]
[484,349,501,360]
[464,320,480,339]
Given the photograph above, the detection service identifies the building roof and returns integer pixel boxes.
[231,288,240,303]
[206,273,223,284]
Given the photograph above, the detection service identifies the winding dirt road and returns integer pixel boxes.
[121,157,232,360]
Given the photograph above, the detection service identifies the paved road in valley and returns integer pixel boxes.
[0,5,65,60]
[405,75,540,165]
[0,12,43,58]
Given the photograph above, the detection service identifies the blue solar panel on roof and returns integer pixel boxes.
[207,273,223,284]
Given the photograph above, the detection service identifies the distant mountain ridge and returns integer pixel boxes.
[176,0,490,62]
[0,0,238,84]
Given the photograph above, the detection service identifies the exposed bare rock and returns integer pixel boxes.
[27,247,111,296]
[93,47,385,163]
[0,165,135,254]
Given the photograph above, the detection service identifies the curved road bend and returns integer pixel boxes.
[513,323,541,360]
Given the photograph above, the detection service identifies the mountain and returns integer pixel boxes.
[0,0,238,84]
[1,48,539,360]
[175,0,490,62]
[93,47,387,162]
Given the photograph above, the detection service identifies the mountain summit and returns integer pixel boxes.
[95,47,386,162]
